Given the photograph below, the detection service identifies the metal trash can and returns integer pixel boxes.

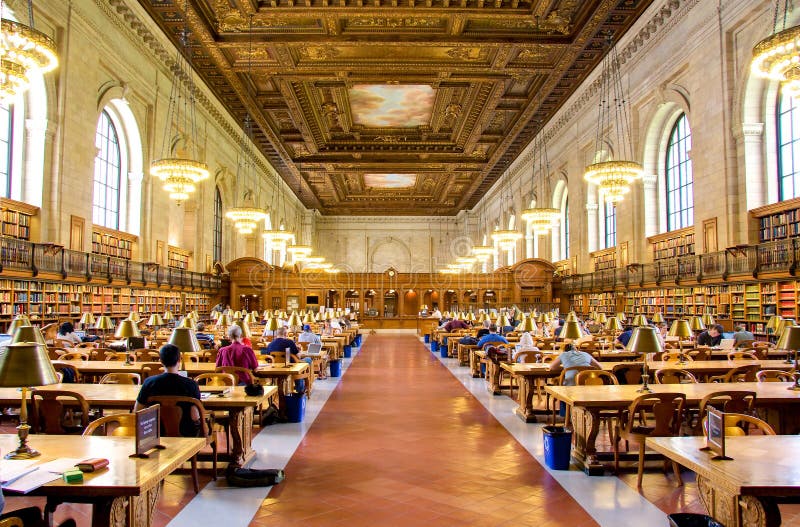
[667,514,724,527]
[543,426,572,470]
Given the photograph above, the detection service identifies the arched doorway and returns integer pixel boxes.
[384,290,398,317]
[403,290,419,316]
[326,289,340,308]
[483,290,497,310]
[364,290,377,316]
[345,290,360,315]
[443,290,458,312]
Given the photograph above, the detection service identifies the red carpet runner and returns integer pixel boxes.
[250,334,599,527]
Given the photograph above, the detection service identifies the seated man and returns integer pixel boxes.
[475,320,491,339]
[297,324,321,345]
[733,324,755,346]
[195,322,216,350]
[133,344,202,437]
[443,317,469,332]
[697,324,724,347]
[476,325,509,348]
[615,326,634,347]
[265,327,300,359]
[216,325,258,384]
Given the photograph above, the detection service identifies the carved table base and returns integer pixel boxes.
[47,481,163,527]
[697,476,781,527]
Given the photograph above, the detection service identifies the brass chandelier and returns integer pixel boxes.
[584,35,643,204]
[0,1,57,102]
[226,117,266,235]
[752,1,800,96]
[151,29,209,204]
[521,131,559,236]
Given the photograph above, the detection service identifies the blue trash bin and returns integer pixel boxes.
[543,426,572,470]
[343,344,352,358]
[424,334,430,343]
[329,359,342,377]
[440,344,449,358]
[284,393,306,423]
[431,341,439,352]
[480,362,486,376]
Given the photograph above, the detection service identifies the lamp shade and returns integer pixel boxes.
[168,327,201,354]
[233,319,252,339]
[536,313,546,324]
[478,312,488,323]
[178,317,197,330]
[10,325,45,345]
[651,312,665,324]
[701,313,715,326]
[217,314,233,327]
[79,312,96,326]
[605,317,623,331]
[776,325,800,350]
[668,319,692,338]
[147,314,164,326]
[496,315,511,328]
[616,312,627,322]
[243,313,256,324]
[0,343,58,387]
[263,310,272,319]
[519,316,536,332]
[632,314,649,327]
[767,315,783,333]
[689,316,706,332]
[302,312,316,324]
[210,310,220,321]
[565,312,578,323]
[95,316,114,331]
[115,319,141,339]
[287,312,302,327]
[266,317,281,332]
[595,312,608,324]
[560,320,583,340]
[162,311,175,321]
[7,315,31,336]
[625,326,663,355]
[467,312,477,322]
[128,311,141,323]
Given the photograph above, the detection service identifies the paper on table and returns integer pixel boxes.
[0,459,39,484]
[34,458,83,474]
[4,470,60,494]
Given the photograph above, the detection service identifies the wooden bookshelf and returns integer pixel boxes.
[648,227,695,261]
[590,248,616,271]
[91,225,136,260]
[0,198,38,241]
[167,245,191,270]
[750,196,800,242]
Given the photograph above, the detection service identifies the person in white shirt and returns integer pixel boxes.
[297,325,321,344]
[57,322,83,346]
[430,309,442,320]
[519,331,535,350]
[330,318,341,330]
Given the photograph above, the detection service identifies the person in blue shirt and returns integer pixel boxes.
[616,326,634,347]
[476,325,509,348]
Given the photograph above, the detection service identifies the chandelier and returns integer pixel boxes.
[752,2,800,96]
[286,244,313,261]
[439,267,461,274]
[471,245,494,260]
[0,2,58,102]
[492,229,523,251]
[226,114,266,234]
[226,206,266,235]
[584,34,642,204]
[521,132,560,235]
[151,29,208,204]
[262,228,293,247]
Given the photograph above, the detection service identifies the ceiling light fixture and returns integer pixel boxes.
[753,1,800,96]
[521,129,559,235]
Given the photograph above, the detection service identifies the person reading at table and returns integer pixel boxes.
[550,343,602,386]
[195,322,216,350]
[216,325,258,384]
[697,324,724,347]
[615,325,634,347]
[133,344,202,437]
[57,322,83,346]
[733,325,755,346]
[297,324,321,345]
[265,327,300,358]
[443,317,469,332]
[476,325,508,348]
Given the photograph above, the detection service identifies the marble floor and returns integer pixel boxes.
[4,333,800,526]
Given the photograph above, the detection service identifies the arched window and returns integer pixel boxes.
[777,92,800,200]
[213,187,223,263]
[0,103,13,198]
[665,113,694,230]
[604,202,616,248]
[93,110,122,229]
[563,197,570,259]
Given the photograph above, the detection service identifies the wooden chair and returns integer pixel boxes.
[31,390,90,434]
[182,352,202,364]
[59,351,89,361]
[195,373,236,386]
[661,351,693,363]
[98,373,141,385]
[83,413,137,437]
[139,362,165,379]
[133,349,160,362]
[708,364,760,383]
[47,347,66,360]
[54,338,77,349]
[613,392,686,487]
[701,412,776,437]
[736,339,756,349]
[756,369,795,382]
[654,368,698,384]
[75,342,98,349]
[549,365,598,424]
[576,370,619,444]
[727,351,758,361]
[692,348,709,361]
[695,390,756,435]
[147,396,218,493]
[104,351,135,362]
[215,366,254,385]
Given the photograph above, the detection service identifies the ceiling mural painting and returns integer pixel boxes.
[136,0,656,215]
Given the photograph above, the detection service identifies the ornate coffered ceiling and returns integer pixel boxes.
[136,0,655,215]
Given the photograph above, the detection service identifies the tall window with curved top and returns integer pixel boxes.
[93,110,122,229]
[665,113,694,231]
[0,104,13,199]
[563,197,570,259]
[213,187,223,263]
[604,202,616,248]
[777,92,800,200]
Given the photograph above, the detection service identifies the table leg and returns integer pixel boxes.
[513,376,539,423]
[470,350,481,378]
[46,481,163,527]
[227,406,254,467]
[571,406,605,476]
[485,361,501,395]
[697,476,781,527]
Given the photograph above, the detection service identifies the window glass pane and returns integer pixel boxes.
[665,114,694,231]
[0,104,13,198]
[92,110,122,230]
[778,91,800,201]
[213,188,223,263]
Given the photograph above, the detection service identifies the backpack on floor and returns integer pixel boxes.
[226,467,285,487]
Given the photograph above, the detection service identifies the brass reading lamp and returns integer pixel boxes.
[496,314,511,334]
[560,320,583,342]
[147,313,164,333]
[78,312,96,330]
[519,316,536,333]
[616,312,627,323]
[626,326,662,393]
[605,316,623,334]
[243,312,257,325]
[287,311,303,331]
[595,312,608,325]
[0,342,59,458]
[776,318,798,363]
[162,310,175,327]
[265,317,281,339]
[7,315,32,336]
[668,319,692,356]
[115,319,141,364]
[689,316,706,336]
[632,314,649,327]
[168,327,201,371]
[233,319,252,340]
[776,325,800,391]
[701,313,715,326]
[178,316,197,330]
[767,315,783,339]
[565,312,578,323]
[95,315,114,347]
[302,312,316,325]
[216,313,233,331]
[128,311,141,323]
[10,325,45,345]
[651,312,665,324]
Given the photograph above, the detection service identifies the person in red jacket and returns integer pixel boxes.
[216,325,258,384]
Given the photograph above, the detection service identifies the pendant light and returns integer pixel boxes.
[521,129,559,236]
[491,171,522,251]
[752,1,800,97]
